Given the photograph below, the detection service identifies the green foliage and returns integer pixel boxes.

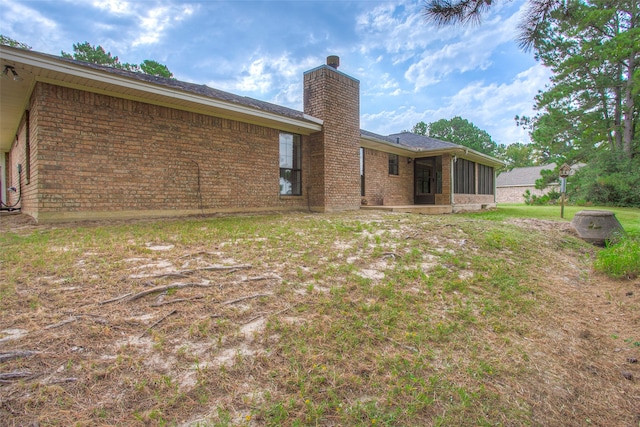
[139,60,173,78]
[61,41,173,78]
[569,152,640,207]
[0,34,31,49]
[594,233,640,279]
[523,188,561,205]
[499,141,541,170]
[412,116,501,157]
[520,0,639,207]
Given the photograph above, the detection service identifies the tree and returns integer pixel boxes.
[0,34,31,49]
[500,142,540,170]
[412,116,501,157]
[422,0,566,49]
[518,0,639,205]
[61,42,173,78]
[524,0,638,160]
[139,60,172,79]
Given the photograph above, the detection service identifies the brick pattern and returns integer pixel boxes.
[6,108,38,217]
[362,152,455,206]
[7,68,498,222]
[29,83,311,221]
[304,66,360,212]
[361,149,413,205]
[496,186,554,203]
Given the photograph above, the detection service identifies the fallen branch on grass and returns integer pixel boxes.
[150,296,204,307]
[129,264,253,280]
[44,317,78,330]
[197,264,252,272]
[0,371,35,382]
[126,282,213,302]
[228,274,283,286]
[221,293,272,306]
[139,310,177,338]
[0,350,39,363]
[99,293,132,305]
[99,281,213,305]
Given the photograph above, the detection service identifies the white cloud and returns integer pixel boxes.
[445,64,551,143]
[361,62,551,145]
[361,107,426,135]
[132,5,195,46]
[204,52,318,109]
[90,0,195,47]
[236,57,273,93]
[404,11,520,90]
[355,1,445,55]
[92,0,131,15]
[0,0,60,52]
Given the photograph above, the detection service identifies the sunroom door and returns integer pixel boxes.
[414,158,436,205]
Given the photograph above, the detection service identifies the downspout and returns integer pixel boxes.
[450,155,455,207]
[493,168,497,204]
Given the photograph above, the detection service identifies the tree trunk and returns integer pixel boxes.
[622,56,635,158]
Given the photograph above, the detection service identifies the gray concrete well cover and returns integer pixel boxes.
[571,210,624,246]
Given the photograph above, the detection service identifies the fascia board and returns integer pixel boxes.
[1,47,323,134]
[360,134,505,167]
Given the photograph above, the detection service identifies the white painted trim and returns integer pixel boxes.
[1,47,323,133]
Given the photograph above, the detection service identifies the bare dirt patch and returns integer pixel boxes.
[0,212,638,426]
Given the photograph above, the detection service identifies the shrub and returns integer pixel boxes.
[569,153,640,207]
[594,233,640,279]
[523,188,561,205]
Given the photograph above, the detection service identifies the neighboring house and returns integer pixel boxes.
[1,46,503,223]
[496,164,557,203]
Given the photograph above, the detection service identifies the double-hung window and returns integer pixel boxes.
[279,133,302,195]
[388,154,399,175]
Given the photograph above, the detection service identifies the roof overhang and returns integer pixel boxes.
[360,133,505,168]
[0,46,322,153]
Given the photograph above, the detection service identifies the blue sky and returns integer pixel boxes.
[0,0,551,145]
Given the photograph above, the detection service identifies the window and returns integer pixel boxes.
[360,147,365,196]
[454,158,475,194]
[478,164,494,195]
[388,154,399,175]
[279,133,301,195]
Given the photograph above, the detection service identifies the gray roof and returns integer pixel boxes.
[360,130,459,151]
[496,164,556,186]
[51,53,310,123]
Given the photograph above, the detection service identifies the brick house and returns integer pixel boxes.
[496,164,557,203]
[1,46,503,223]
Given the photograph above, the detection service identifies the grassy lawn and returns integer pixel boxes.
[475,204,640,234]
[0,210,638,426]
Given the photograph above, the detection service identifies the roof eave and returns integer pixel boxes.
[0,46,322,152]
[360,133,504,167]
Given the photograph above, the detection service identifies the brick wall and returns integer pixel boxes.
[361,148,413,205]
[304,64,360,212]
[496,185,554,203]
[5,108,38,217]
[28,82,311,222]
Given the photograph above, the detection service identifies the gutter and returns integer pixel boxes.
[360,133,505,168]
[1,46,323,133]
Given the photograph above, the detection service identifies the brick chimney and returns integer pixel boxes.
[303,56,361,212]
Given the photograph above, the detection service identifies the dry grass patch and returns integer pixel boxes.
[0,211,638,426]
